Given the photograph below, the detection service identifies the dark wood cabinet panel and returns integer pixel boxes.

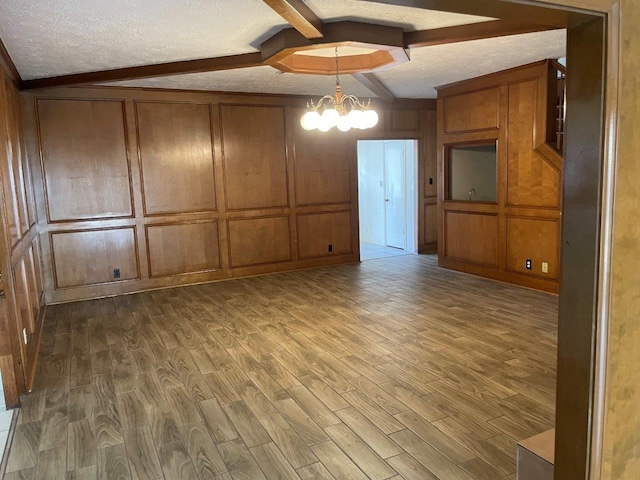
[147,221,220,277]
[51,227,139,288]
[297,211,352,259]
[37,98,133,221]
[136,101,217,215]
[220,105,288,210]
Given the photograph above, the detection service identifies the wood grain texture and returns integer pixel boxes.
[51,228,139,288]
[444,212,498,266]
[220,105,288,210]
[4,255,557,479]
[296,212,352,259]
[135,101,217,215]
[36,99,133,222]
[146,222,220,277]
[506,80,560,208]
[442,88,500,134]
[293,115,353,206]
[438,61,562,292]
[227,216,291,268]
[505,217,559,279]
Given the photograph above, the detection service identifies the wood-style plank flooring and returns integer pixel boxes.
[3,255,557,479]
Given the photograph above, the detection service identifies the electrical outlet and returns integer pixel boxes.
[542,262,549,274]
[328,244,333,253]
[525,259,532,270]
[113,268,121,279]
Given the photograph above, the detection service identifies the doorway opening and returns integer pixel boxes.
[357,139,418,261]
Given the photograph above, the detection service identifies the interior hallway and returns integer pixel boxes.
[3,255,557,480]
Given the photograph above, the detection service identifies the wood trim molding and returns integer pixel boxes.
[0,38,21,89]
[404,20,558,48]
[351,72,397,104]
[21,52,264,90]
[262,0,324,38]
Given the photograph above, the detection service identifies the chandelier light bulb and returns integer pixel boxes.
[299,47,379,133]
[336,115,352,132]
[300,110,320,130]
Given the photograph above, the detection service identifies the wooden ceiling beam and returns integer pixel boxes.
[356,0,596,28]
[404,19,559,48]
[0,38,22,89]
[262,0,324,39]
[20,52,263,90]
[352,72,397,104]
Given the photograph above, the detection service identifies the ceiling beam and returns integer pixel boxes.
[352,72,397,103]
[0,38,22,89]
[356,0,596,28]
[404,19,559,48]
[20,52,264,90]
[262,0,324,39]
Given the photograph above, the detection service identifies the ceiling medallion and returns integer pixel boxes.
[300,47,379,132]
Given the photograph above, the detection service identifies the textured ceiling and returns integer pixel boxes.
[0,0,287,79]
[305,0,495,30]
[107,30,566,99]
[0,1,565,99]
[107,66,375,98]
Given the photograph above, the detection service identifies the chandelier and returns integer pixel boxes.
[300,47,379,132]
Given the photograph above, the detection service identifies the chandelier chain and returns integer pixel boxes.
[335,47,340,86]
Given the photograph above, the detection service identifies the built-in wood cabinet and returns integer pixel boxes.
[437,60,563,293]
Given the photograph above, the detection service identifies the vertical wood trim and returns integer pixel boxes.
[554,16,606,480]
[210,103,230,272]
[590,3,619,478]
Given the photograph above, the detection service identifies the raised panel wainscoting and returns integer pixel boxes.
[21,88,436,305]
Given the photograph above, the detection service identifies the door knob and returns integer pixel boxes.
[385,199,390,202]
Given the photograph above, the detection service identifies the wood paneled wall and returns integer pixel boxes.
[0,66,43,407]
[437,60,562,293]
[22,87,435,304]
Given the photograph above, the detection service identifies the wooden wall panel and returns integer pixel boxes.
[51,228,139,288]
[444,212,498,266]
[0,67,44,407]
[506,80,560,207]
[294,115,352,206]
[506,217,559,279]
[1,77,24,246]
[425,204,438,245]
[443,88,500,134]
[136,102,216,215]
[37,98,133,221]
[220,105,288,210]
[438,61,561,292]
[147,222,220,277]
[6,82,30,236]
[297,211,352,259]
[391,109,419,131]
[227,216,291,268]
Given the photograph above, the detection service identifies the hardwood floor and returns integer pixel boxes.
[3,255,557,479]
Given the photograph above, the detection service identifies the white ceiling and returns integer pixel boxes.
[0,0,566,99]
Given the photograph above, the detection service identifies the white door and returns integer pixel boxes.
[384,141,406,249]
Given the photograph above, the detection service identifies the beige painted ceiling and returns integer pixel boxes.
[0,0,566,98]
